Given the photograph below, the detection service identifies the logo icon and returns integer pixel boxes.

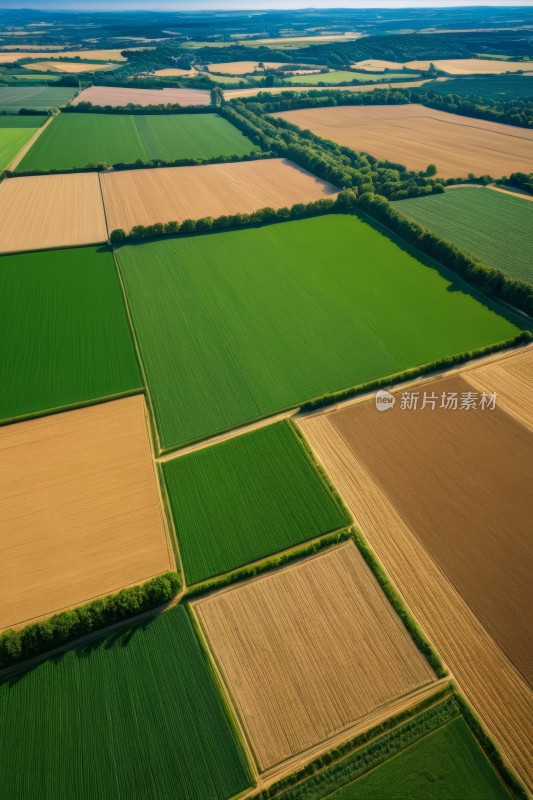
[375,390,395,412]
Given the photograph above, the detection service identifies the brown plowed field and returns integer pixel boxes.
[100,158,338,233]
[465,348,533,430]
[0,395,172,631]
[71,85,211,107]
[271,104,533,177]
[194,541,435,774]
[299,397,533,789]
[0,172,107,253]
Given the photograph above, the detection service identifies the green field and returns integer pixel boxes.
[0,86,77,111]
[0,606,252,800]
[0,246,141,424]
[162,421,349,583]
[17,111,256,170]
[0,114,46,170]
[117,214,519,451]
[285,70,418,84]
[424,74,533,100]
[395,187,533,284]
[328,718,511,800]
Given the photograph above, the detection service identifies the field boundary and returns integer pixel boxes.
[4,113,55,172]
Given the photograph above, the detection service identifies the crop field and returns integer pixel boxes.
[285,70,416,84]
[405,58,533,74]
[207,60,287,73]
[423,74,533,100]
[272,104,533,178]
[72,85,211,107]
[17,112,255,171]
[100,158,337,234]
[224,79,433,99]
[0,606,252,800]
[0,85,77,111]
[328,718,512,800]
[394,187,533,283]
[0,395,171,630]
[300,356,533,787]
[161,421,349,584]
[0,172,107,253]
[0,246,141,425]
[116,214,519,451]
[0,114,45,170]
[194,542,436,773]
[0,49,136,64]
[465,347,533,430]
[24,60,116,73]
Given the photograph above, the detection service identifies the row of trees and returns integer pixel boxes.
[500,171,533,195]
[0,572,181,670]
[63,101,212,115]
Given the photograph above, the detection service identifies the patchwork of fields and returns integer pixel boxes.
[100,158,337,234]
[272,104,533,177]
[395,186,533,283]
[0,606,252,800]
[195,542,436,773]
[0,395,171,630]
[162,421,349,583]
[72,85,211,107]
[116,214,519,451]
[0,114,46,170]
[0,172,107,253]
[17,111,256,171]
[285,69,417,84]
[0,246,141,424]
[0,85,77,111]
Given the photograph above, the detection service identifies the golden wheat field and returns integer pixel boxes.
[0,49,135,64]
[0,395,173,632]
[0,172,107,253]
[194,541,435,774]
[72,85,211,107]
[464,347,533,430]
[271,103,533,177]
[353,58,533,74]
[223,79,433,99]
[100,158,338,233]
[23,60,115,73]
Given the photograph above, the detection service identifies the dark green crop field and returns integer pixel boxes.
[117,214,519,451]
[395,187,533,284]
[0,115,46,170]
[17,111,256,171]
[0,246,141,425]
[162,421,349,583]
[328,718,511,800]
[424,74,533,100]
[0,606,252,800]
[0,85,77,111]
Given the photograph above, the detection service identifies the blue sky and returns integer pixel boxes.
[5,1,533,9]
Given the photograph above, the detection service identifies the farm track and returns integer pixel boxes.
[299,414,533,790]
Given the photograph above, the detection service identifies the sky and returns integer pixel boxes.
[5,0,533,9]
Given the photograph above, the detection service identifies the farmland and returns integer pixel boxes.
[0,85,77,111]
[0,606,252,800]
[0,114,45,170]
[423,74,533,100]
[0,49,134,63]
[194,542,436,773]
[465,347,533,430]
[207,60,287,73]
[0,246,141,424]
[0,172,107,253]
[285,70,417,84]
[24,60,116,73]
[328,718,512,800]
[223,79,433,100]
[0,395,171,630]
[272,104,533,178]
[394,187,533,283]
[161,421,349,584]
[116,214,519,451]
[17,112,255,171]
[100,158,338,235]
[354,58,533,75]
[72,85,211,107]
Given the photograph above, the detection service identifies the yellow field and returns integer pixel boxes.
[100,157,338,233]
[0,396,173,631]
[207,60,287,74]
[194,541,435,774]
[353,58,533,74]
[23,60,115,73]
[153,67,197,77]
[464,347,533,430]
[272,103,533,178]
[223,79,433,100]
[0,173,107,254]
[0,49,139,64]
[72,85,211,107]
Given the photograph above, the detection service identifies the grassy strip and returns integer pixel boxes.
[0,572,182,671]
[301,332,533,412]
[352,529,447,678]
[252,689,457,800]
[455,692,529,800]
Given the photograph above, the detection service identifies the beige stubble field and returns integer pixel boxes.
[272,103,533,177]
[0,172,107,253]
[71,85,211,107]
[100,158,338,234]
[194,541,435,774]
[0,395,173,631]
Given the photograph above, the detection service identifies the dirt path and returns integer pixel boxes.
[299,415,533,790]
[488,184,533,202]
[5,113,54,172]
